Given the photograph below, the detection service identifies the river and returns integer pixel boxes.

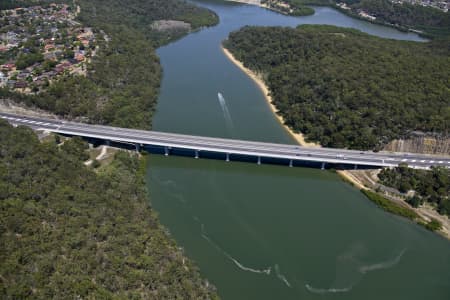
[146,1,450,299]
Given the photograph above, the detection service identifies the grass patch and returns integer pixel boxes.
[419,218,443,232]
[361,189,418,221]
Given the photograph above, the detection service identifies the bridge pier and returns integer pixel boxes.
[226,153,230,162]
[289,159,293,167]
[257,156,261,165]
[164,146,169,156]
[105,140,110,146]
[354,164,358,170]
[195,150,199,159]
[135,143,141,152]
[321,162,325,170]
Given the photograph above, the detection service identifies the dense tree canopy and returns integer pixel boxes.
[0,120,218,299]
[1,0,218,129]
[379,164,450,216]
[340,0,450,38]
[278,0,450,38]
[224,25,450,150]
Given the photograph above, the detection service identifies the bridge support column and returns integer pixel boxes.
[195,150,199,159]
[135,143,141,152]
[289,159,293,167]
[257,156,261,165]
[321,162,325,170]
[354,164,358,170]
[226,153,230,162]
[164,146,169,156]
[105,140,110,146]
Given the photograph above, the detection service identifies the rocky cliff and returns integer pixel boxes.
[384,133,450,155]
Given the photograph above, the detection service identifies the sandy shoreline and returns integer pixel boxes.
[221,46,320,148]
[336,170,367,190]
[222,46,384,191]
[221,45,450,239]
[221,46,365,196]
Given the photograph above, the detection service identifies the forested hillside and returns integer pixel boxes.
[340,0,450,38]
[0,0,218,129]
[260,0,450,38]
[0,120,218,299]
[224,25,450,150]
[379,165,449,216]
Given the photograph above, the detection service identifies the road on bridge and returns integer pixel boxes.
[1,112,449,169]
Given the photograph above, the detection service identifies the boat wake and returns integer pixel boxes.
[359,249,407,274]
[201,223,271,275]
[305,283,353,294]
[275,264,291,287]
[305,247,408,295]
[218,92,234,134]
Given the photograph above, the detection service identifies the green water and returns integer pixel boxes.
[147,1,449,299]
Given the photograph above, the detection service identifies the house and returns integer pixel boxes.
[7,80,16,88]
[54,66,64,73]
[14,81,28,89]
[1,63,16,71]
[33,79,45,86]
[0,71,7,87]
[16,73,28,80]
[75,53,85,62]
[44,44,55,51]
[61,61,72,68]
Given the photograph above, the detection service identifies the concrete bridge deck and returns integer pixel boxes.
[1,112,449,169]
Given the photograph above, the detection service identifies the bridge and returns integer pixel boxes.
[1,112,449,169]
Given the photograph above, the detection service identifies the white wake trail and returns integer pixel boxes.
[305,283,353,294]
[218,92,234,133]
[201,224,271,275]
[274,264,291,287]
[359,249,407,274]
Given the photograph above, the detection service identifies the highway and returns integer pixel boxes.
[1,112,449,169]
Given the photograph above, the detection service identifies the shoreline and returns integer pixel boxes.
[221,45,320,148]
[221,45,450,240]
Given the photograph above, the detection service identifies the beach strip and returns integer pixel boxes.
[221,45,320,148]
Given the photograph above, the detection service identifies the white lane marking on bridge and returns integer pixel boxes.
[438,161,443,164]
[430,160,435,163]
[36,122,43,125]
[29,121,36,124]
[401,159,407,162]
[411,160,416,163]
[420,160,425,163]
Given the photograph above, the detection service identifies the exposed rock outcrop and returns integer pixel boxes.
[384,133,450,155]
[151,20,191,32]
